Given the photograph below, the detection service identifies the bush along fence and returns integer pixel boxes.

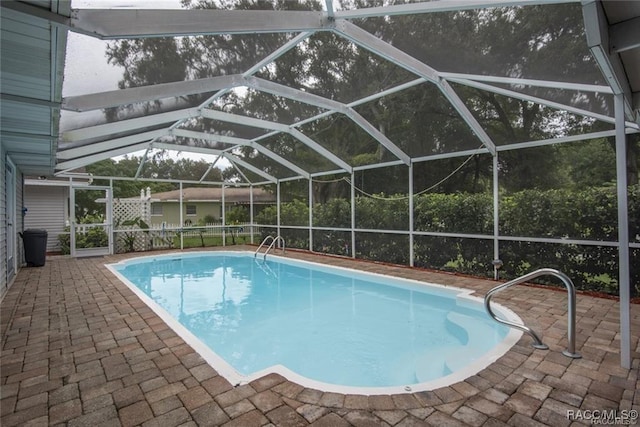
[255,185,639,297]
[58,186,638,297]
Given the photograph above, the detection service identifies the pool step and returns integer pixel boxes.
[413,345,456,382]
[413,312,501,382]
[443,312,498,373]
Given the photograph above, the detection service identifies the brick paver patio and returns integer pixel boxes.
[1,247,639,426]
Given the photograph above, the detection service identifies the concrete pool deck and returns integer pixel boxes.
[1,247,639,426]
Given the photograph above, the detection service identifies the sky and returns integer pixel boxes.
[64,0,184,96]
[62,0,232,170]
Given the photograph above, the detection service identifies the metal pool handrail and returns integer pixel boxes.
[255,235,285,260]
[255,235,275,257]
[263,236,285,260]
[484,268,581,359]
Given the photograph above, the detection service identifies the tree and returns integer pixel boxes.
[84,154,221,199]
[103,0,618,197]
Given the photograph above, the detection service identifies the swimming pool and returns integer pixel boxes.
[108,251,522,394]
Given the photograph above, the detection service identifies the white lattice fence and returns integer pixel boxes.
[113,188,152,253]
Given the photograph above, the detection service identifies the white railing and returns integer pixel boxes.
[112,222,254,252]
[254,235,285,259]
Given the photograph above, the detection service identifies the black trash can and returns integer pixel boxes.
[21,229,48,267]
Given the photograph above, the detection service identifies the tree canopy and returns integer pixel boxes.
[87,154,221,198]
[103,0,639,199]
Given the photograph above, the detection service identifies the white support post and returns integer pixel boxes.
[409,163,414,267]
[614,93,631,369]
[250,185,254,244]
[70,178,76,257]
[351,172,356,259]
[277,181,281,238]
[309,178,313,251]
[179,182,184,250]
[109,179,114,255]
[222,184,226,247]
[134,148,150,179]
[493,154,500,280]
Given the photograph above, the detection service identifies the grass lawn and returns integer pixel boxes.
[175,233,257,248]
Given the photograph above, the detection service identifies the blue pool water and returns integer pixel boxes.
[110,252,517,392]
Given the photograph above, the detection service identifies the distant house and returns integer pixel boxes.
[149,187,276,226]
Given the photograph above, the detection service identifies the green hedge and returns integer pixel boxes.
[255,185,639,296]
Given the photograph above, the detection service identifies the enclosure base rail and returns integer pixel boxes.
[254,235,285,260]
[484,268,581,359]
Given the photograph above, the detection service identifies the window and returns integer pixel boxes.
[151,203,163,216]
[186,204,196,215]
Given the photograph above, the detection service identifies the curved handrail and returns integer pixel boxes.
[484,268,581,358]
[254,236,274,257]
[254,235,285,259]
[263,236,285,260]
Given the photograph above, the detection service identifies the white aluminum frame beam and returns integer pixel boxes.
[151,142,277,182]
[220,152,277,183]
[135,148,151,179]
[152,142,224,157]
[172,128,252,146]
[144,33,314,157]
[246,77,344,110]
[609,16,640,54]
[409,128,639,164]
[439,72,612,94]
[200,108,289,132]
[199,155,221,182]
[438,80,497,155]
[582,1,637,124]
[325,0,335,19]
[343,109,410,165]
[336,20,497,156]
[56,142,150,170]
[63,75,244,112]
[171,129,311,178]
[246,77,410,164]
[347,79,427,108]
[243,32,313,77]
[57,129,167,160]
[230,162,252,184]
[72,9,328,39]
[614,93,631,369]
[200,109,352,172]
[335,20,439,83]
[62,108,199,142]
[494,129,629,152]
[449,77,625,126]
[288,128,352,172]
[335,0,578,19]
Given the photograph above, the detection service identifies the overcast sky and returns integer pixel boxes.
[64,0,184,96]
[63,0,232,169]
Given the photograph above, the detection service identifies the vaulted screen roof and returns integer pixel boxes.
[2,0,638,179]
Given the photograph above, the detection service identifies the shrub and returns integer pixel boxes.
[257,185,639,296]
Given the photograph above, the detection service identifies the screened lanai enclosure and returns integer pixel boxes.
[1,0,638,368]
